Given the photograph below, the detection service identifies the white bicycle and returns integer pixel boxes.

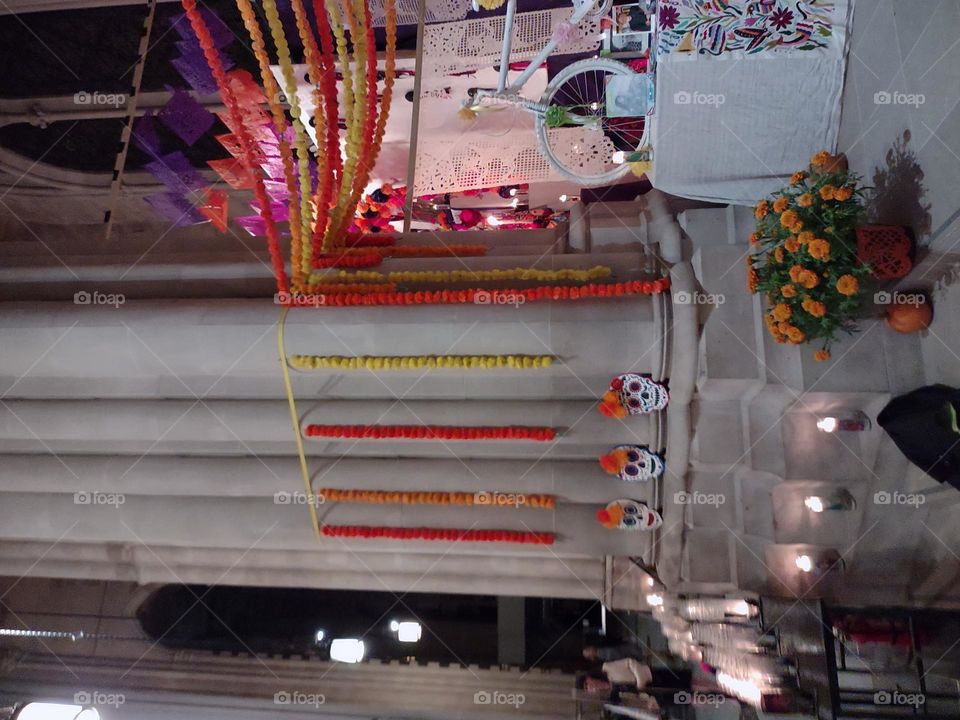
[464,0,654,187]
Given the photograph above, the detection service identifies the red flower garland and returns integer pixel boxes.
[342,234,397,248]
[181,0,289,293]
[321,525,555,544]
[279,278,670,307]
[313,254,383,269]
[310,0,341,258]
[304,424,557,441]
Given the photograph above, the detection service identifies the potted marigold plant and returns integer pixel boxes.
[747,151,874,362]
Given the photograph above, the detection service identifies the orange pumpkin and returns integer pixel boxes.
[886,296,932,333]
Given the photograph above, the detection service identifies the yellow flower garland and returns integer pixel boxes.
[289,354,555,371]
[319,488,556,509]
[308,265,613,285]
[322,0,367,253]
[262,0,314,274]
[235,0,304,287]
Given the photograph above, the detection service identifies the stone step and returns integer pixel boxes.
[692,244,764,381]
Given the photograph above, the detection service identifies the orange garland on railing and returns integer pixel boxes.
[300,282,397,294]
[311,243,490,270]
[313,254,384,269]
[304,425,557,441]
[321,525,555,544]
[280,278,671,307]
[319,488,556,508]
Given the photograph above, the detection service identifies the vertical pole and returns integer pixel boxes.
[105,0,158,240]
[401,0,428,233]
[497,0,518,92]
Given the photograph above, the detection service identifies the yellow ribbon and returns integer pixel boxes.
[278,307,322,540]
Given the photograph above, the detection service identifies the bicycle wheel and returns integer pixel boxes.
[535,58,646,187]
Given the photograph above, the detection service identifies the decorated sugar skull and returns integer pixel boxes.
[599,374,669,418]
[599,445,665,482]
[596,499,663,531]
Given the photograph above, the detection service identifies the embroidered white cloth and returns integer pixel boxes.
[648,0,854,205]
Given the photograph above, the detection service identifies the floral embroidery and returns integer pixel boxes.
[657,0,837,58]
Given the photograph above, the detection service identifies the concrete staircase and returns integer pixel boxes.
[668,207,960,607]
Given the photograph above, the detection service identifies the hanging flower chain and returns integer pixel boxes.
[304,425,557,441]
[289,354,555,370]
[319,488,556,508]
[320,525,555,544]
[281,278,671,307]
[181,0,288,292]
[309,266,614,285]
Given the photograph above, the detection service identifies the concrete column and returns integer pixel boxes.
[0,297,659,398]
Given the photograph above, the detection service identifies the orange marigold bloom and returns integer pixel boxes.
[777,321,792,334]
[802,297,827,317]
[784,236,800,253]
[808,238,831,260]
[798,231,814,245]
[773,303,792,322]
[836,274,859,296]
[780,209,800,228]
[820,185,837,200]
[814,349,831,362]
[749,232,759,245]
[789,265,804,282]
[774,247,785,263]
[791,171,808,185]
[781,284,797,298]
[834,186,854,201]
[773,196,790,213]
[755,200,769,219]
[765,314,778,330]
[746,259,759,294]
[787,326,806,344]
[798,270,819,289]
[811,151,831,167]
[791,221,804,234]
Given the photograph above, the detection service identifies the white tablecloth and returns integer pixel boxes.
[648,0,855,205]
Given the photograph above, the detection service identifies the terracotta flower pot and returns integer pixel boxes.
[856,225,914,280]
[822,152,849,173]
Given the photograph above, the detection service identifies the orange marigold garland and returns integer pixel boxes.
[313,253,384,269]
[181,0,289,293]
[262,0,315,280]
[311,0,342,257]
[320,488,556,508]
[280,278,671,307]
[321,525,555,544]
[304,424,557,440]
[234,0,303,289]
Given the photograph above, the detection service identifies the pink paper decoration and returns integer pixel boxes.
[236,215,289,237]
[208,158,256,190]
[264,179,291,201]
[250,199,290,221]
[224,70,267,107]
